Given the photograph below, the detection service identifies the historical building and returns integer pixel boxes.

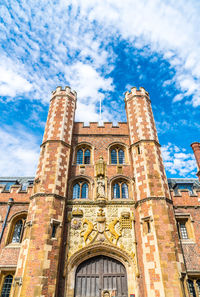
[0,86,200,297]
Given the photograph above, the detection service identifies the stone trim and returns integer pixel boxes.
[130,139,161,148]
[73,134,129,137]
[67,200,135,206]
[174,205,200,209]
[30,193,65,200]
[40,139,71,148]
[135,196,173,208]
[0,202,29,205]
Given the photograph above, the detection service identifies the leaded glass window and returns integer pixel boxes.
[180,222,188,239]
[84,150,90,164]
[81,183,88,198]
[118,149,125,164]
[12,220,23,243]
[73,184,80,199]
[111,149,117,164]
[77,149,83,164]
[113,183,120,198]
[122,183,128,198]
[113,181,129,199]
[0,275,13,297]
[72,181,89,199]
[188,280,196,297]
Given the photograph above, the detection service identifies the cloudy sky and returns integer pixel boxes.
[0,0,199,177]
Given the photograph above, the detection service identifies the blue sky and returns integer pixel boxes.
[0,0,200,178]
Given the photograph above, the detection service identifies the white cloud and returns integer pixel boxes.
[161,143,197,177]
[0,56,32,98]
[0,125,40,176]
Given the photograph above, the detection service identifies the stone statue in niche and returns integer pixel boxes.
[97,176,105,198]
[95,156,107,200]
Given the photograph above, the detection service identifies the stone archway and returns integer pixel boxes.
[74,255,128,297]
[64,243,138,297]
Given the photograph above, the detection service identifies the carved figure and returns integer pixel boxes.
[97,176,105,198]
[108,218,121,242]
[80,218,94,243]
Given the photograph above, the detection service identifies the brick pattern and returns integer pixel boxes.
[125,87,183,296]
[11,87,76,297]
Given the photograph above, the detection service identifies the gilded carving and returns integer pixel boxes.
[80,218,94,243]
[107,218,121,243]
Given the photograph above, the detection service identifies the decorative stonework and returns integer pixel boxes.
[66,205,137,268]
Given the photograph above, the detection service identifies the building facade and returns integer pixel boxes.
[0,86,200,297]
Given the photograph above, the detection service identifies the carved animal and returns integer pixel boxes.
[108,218,121,241]
[80,218,94,243]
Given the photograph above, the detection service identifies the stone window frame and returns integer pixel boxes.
[109,175,133,200]
[0,271,15,297]
[68,176,93,200]
[141,216,153,235]
[73,142,93,165]
[5,211,27,246]
[107,142,129,165]
[175,213,195,242]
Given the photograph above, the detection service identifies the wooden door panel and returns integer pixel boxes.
[75,256,128,297]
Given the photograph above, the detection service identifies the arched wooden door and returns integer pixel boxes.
[75,255,128,297]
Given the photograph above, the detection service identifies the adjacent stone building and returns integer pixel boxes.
[0,86,200,297]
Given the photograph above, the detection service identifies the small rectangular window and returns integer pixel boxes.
[136,145,140,155]
[51,224,58,238]
[180,222,188,239]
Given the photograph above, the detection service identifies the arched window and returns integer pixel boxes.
[72,181,89,199]
[8,215,26,245]
[113,181,129,199]
[110,146,125,164]
[12,219,23,243]
[76,147,91,164]
[0,274,13,297]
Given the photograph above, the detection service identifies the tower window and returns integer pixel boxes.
[178,221,188,239]
[0,274,13,297]
[76,147,91,164]
[113,181,129,199]
[73,181,89,199]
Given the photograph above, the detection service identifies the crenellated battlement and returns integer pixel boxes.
[51,85,77,100]
[73,122,129,135]
[125,86,150,101]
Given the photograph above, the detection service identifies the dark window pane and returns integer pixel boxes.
[118,149,125,164]
[12,220,23,243]
[81,183,88,199]
[73,184,80,199]
[188,280,196,297]
[113,183,120,199]
[84,150,90,164]
[122,183,128,198]
[1,275,13,297]
[77,149,83,164]
[111,149,117,164]
[180,222,188,239]
[196,280,200,297]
